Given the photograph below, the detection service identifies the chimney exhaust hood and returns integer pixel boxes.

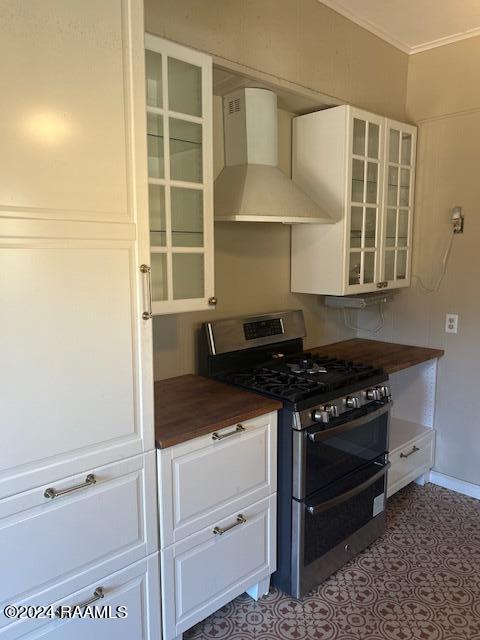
[214,88,333,224]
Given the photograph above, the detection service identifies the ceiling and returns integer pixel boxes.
[319,0,480,54]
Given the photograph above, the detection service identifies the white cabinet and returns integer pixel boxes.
[0,0,143,223]
[388,421,435,497]
[291,105,417,296]
[0,240,152,498]
[158,413,276,546]
[144,35,215,315]
[4,555,161,640]
[386,360,438,498]
[162,496,276,639]
[0,2,159,639]
[0,453,157,626]
[157,412,278,640]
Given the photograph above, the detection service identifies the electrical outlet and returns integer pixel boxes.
[445,313,458,334]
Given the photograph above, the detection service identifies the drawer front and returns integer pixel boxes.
[388,432,434,497]
[159,412,277,546]
[161,495,276,638]
[3,554,161,640]
[0,453,157,621]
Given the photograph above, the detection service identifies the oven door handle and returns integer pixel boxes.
[305,461,391,515]
[308,402,391,442]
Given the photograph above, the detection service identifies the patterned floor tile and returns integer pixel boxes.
[185,483,480,640]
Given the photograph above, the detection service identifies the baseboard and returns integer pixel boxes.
[430,471,480,500]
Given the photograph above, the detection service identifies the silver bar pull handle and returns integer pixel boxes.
[44,474,96,500]
[400,445,420,459]
[55,587,105,618]
[140,264,153,320]
[213,514,246,536]
[212,424,245,441]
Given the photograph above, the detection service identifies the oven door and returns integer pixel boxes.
[291,457,390,598]
[293,401,390,500]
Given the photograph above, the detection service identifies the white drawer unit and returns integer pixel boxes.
[388,419,435,497]
[157,410,278,640]
[158,412,277,546]
[161,495,276,639]
[3,554,161,640]
[0,453,157,624]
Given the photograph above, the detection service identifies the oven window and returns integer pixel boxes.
[305,405,389,496]
[303,463,386,566]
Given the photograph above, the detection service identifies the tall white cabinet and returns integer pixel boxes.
[291,106,416,296]
[0,1,159,638]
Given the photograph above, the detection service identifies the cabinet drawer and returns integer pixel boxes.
[161,495,276,639]
[388,431,434,497]
[3,554,160,640]
[0,453,157,622]
[158,412,277,546]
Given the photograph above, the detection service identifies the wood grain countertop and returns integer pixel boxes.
[309,338,444,374]
[154,374,282,449]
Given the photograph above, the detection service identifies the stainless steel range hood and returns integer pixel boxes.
[214,88,333,224]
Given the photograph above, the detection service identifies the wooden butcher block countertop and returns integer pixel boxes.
[310,338,444,374]
[154,374,282,449]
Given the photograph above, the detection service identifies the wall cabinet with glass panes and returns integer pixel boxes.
[144,34,215,314]
[291,105,416,296]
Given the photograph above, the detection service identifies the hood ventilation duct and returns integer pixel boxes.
[214,88,332,224]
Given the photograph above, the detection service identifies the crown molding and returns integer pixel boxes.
[318,0,480,55]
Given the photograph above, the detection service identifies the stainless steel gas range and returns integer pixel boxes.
[200,309,391,599]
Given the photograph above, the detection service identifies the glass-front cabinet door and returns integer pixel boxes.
[144,35,214,314]
[380,120,416,289]
[346,109,385,293]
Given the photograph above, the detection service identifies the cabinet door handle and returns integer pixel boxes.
[140,264,153,320]
[44,474,96,499]
[400,445,420,459]
[213,514,247,536]
[211,424,245,441]
[55,587,105,618]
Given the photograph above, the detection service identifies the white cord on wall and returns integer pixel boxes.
[343,302,385,334]
[412,231,455,294]
[412,206,462,294]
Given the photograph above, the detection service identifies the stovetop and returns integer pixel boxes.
[218,353,385,406]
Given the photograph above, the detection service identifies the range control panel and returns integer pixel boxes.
[243,318,284,341]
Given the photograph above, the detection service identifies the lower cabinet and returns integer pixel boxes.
[4,554,160,640]
[0,452,159,639]
[162,495,276,639]
[388,419,435,497]
[157,411,278,640]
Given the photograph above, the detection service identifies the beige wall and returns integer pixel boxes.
[146,0,479,487]
[145,0,408,121]
[358,36,480,485]
[146,0,409,381]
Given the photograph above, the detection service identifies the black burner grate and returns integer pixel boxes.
[219,353,383,403]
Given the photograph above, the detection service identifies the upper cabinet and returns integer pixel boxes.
[144,35,215,315]
[291,106,416,296]
[0,0,136,222]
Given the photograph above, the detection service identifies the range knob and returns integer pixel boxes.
[345,396,360,409]
[379,385,391,401]
[365,387,382,401]
[312,404,339,423]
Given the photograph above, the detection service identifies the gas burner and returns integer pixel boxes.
[287,359,327,375]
